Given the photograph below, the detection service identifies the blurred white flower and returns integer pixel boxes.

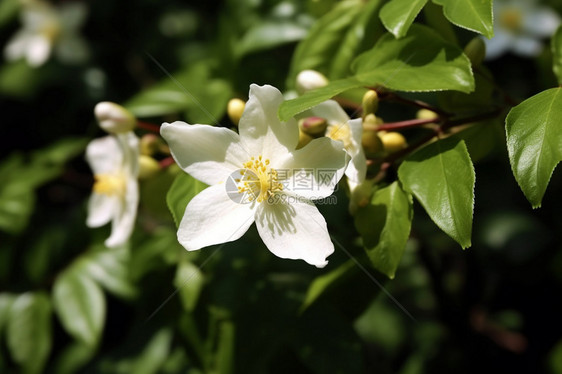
[485,0,561,59]
[4,0,89,67]
[161,84,349,267]
[86,133,139,248]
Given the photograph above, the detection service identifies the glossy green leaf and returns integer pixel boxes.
[423,2,458,43]
[300,259,356,311]
[551,25,562,85]
[352,24,475,93]
[287,0,362,85]
[166,172,208,228]
[398,137,475,248]
[77,245,137,299]
[437,68,495,113]
[354,182,413,279]
[238,22,309,56]
[432,0,494,38]
[53,269,106,347]
[6,293,52,374]
[278,77,363,121]
[505,88,562,208]
[174,260,204,312]
[380,0,428,38]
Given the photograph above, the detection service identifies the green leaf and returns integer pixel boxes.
[130,328,173,374]
[432,0,494,38]
[278,77,363,121]
[53,341,96,374]
[354,182,413,279]
[174,260,204,312]
[437,67,495,113]
[551,25,562,85]
[53,269,106,347]
[352,24,475,93]
[505,88,562,208]
[287,0,363,85]
[398,137,475,248]
[215,320,235,374]
[0,0,20,27]
[423,2,458,43]
[77,245,137,299]
[0,61,42,98]
[238,22,309,56]
[0,293,15,334]
[0,185,35,234]
[166,172,207,228]
[6,293,52,374]
[300,259,357,311]
[380,0,428,38]
[31,137,88,165]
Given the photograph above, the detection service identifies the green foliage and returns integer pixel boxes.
[6,293,52,374]
[53,268,106,347]
[552,25,562,85]
[352,24,475,93]
[380,0,428,38]
[355,182,414,279]
[432,0,494,38]
[399,137,475,248]
[166,172,208,228]
[174,260,204,312]
[505,88,562,208]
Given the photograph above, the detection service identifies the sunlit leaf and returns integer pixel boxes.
[505,88,562,208]
[398,137,475,248]
[53,269,106,347]
[352,24,474,93]
[238,22,309,56]
[174,260,204,312]
[432,0,494,38]
[6,293,52,374]
[130,328,173,374]
[380,0,428,38]
[355,182,413,279]
[551,25,562,85]
[53,341,96,374]
[166,172,207,228]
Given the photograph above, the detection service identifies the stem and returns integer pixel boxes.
[137,121,161,133]
[374,89,450,116]
[159,156,175,169]
[377,117,440,131]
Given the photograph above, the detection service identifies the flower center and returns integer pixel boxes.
[236,155,283,203]
[326,123,352,148]
[41,20,61,42]
[93,174,126,196]
[499,7,523,32]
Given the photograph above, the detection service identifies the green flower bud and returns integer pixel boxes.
[299,116,328,136]
[94,101,136,134]
[362,113,383,132]
[295,70,328,95]
[348,179,376,215]
[296,129,314,149]
[416,108,437,120]
[464,37,486,68]
[227,98,245,126]
[139,134,161,156]
[362,90,379,117]
[381,132,407,153]
[138,155,160,179]
[362,129,384,157]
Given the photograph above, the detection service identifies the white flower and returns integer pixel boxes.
[160,84,350,267]
[484,0,560,59]
[4,0,89,67]
[86,132,139,248]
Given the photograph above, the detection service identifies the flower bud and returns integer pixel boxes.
[299,116,328,136]
[296,129,314,149]
[464,37,486,68]
[296,70,328,95]
[227,98,245,126]
[362,129,384,157]
[348,179,375,215]
[138,155,160,179]
[94,102,136,134]
[416,108,437,120]
[139,134,161,156]
[380,132,407,153]
[362,90,379,117]
[362,113,382,132]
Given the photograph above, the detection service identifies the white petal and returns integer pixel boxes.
[4,31,31,62]
[238,84,299,160]
[105,177,139,248]
[484,30,513,60]
[277,137,349,200]
[512,36,543,57]
[117,132,140,177]
[25,34,51,67]
[177,184,256,250]
[255,197,334,267]
[86,193,117,228]
[85,135,123,175]
[55,34,89,64]
[523,7,560,37]
[161,121,248,185]
[345,118,366,184]
[58,2,88,31]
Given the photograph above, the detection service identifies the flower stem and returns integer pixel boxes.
[374,89,450,116]
[159,156,175,169]
[137,121,161,133]
[377,117,441,131]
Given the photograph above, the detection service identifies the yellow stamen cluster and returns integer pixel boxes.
[236,156,283,203]
[500,7,523,32]
[93,174,126,196]
[326,123,352,149]
[41,20,61,42]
